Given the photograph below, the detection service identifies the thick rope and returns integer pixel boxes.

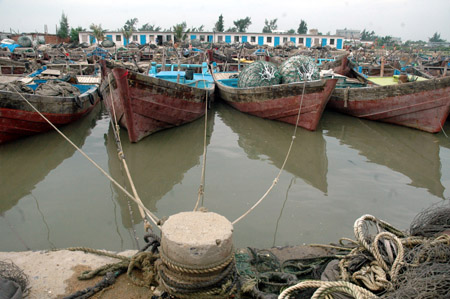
[278,280,378,299]
[232,82,307,225]
[10,85,160,227]
[107,78,154,229]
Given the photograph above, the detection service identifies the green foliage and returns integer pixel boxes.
[190,25,205,32]
[70,26,85,43]
[287,29,295,34]
[123,18,139,32]
[139,23,161,31]
[262,19,277,33]
[297,20,307,34]
[57,12,69,39]
[361,29,376,41]
[429,32,445,42]
[226,27,237,32]
[214,14,224,32]
[233,17,251,32]
[173,22,190,42]
[89,23,105,42]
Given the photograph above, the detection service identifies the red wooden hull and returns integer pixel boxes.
[100,62,214,142]
[215,77,337,131]
[328,76,450,133]
[0,87,100,144]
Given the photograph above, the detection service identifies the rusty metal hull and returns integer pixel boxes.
[214,77,337,131]
[100,65,214,143]
[328,76,450,133]
[0,87,100,144]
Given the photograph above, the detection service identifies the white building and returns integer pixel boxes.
[79,31,345,50]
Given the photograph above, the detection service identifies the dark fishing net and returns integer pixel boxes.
[0,260,29,296]
[35,80,81,97]
[237,61,281,88]
[409,201,450,237]
[0,81,34,93]
[279,55,320,83]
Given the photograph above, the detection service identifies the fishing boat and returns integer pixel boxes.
[99,60,214,143]
[212,64,337,131]
[327,59,450,133]
[0,80,101,144]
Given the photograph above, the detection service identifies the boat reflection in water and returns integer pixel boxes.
[105,111,215,232]
[323,111,445,199]
[217,102,328,194]
[0,103,102,214]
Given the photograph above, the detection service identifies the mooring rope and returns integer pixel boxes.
[107,77,154,229]
[10,85,160,227]
[194,78,210,211]
[232,81,307,225]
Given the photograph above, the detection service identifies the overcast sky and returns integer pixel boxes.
[1,0,449,42]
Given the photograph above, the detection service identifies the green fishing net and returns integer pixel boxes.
[279,55,320,83]
[238,61,281,88]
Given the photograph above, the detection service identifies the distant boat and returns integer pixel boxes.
[212,67,337,131]
[0,80,100,144]
[99,60,214,143]
[327,59,450,133]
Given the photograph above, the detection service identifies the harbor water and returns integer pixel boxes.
[1,102,449,252]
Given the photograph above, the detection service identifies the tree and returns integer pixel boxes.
[297,20,307,34]
[139,23,161,31]
[70,26,85,43]
[214,14,224,32]
[124,18,139,32]
[429,32,445,42]
[361,29,376,41]
[190,25,205,32]
[262,18,277,33]
[287,29,295,34]
[225,27,237,32]
[173,22,190,42]
[57,12,69,39]
[89,23,105,43]
[233,17,251,32]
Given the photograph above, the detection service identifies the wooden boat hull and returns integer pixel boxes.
[328,76,450,133]
[0,86,100,144]
[100,62,214,143]
[215,77,337,131]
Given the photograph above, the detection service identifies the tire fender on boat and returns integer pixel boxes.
[74,96,82,108]
[96,88,103,101]
[88,93,95,105]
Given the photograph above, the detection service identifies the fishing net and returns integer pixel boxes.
[17,36,32,47]
[101,39,115,48]
[237,61,281,88]
[35,80,81,97]
[279,55,320,83]
[0,260,29,297]
[409,201,450,238]
[0,81,34,93]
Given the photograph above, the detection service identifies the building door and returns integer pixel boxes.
[274,36,280,46]
[306,38,312,48]
[258,36,264,45]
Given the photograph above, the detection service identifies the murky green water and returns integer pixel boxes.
[1,102,449,251]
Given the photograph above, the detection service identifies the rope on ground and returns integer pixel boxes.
[278,280,378,299]
[10,85,160,227]
[232,82,307,225]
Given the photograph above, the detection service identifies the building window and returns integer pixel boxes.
[166,35,171,41]
[283,37,288,43]
[267,36,272,43]
[251,36,256,43]
[298,37,304,44]
[149,35,154,42]
[218,35,223,42]
[81,35,88,43]
[314,38,320,45]
[234,36,240,42]
[330,39,335,45]
[200,35,205,41]
[116,35,121,42]
[132,35,138,41]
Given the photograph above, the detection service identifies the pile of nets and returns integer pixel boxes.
[237,55,320,87]
[17,36,32,47]
[35,80,81,97]
[0,260,29,298]
[101,39,115,48]
[279,55,320,83]
[0,81,34,93]
[238,61,281,88]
